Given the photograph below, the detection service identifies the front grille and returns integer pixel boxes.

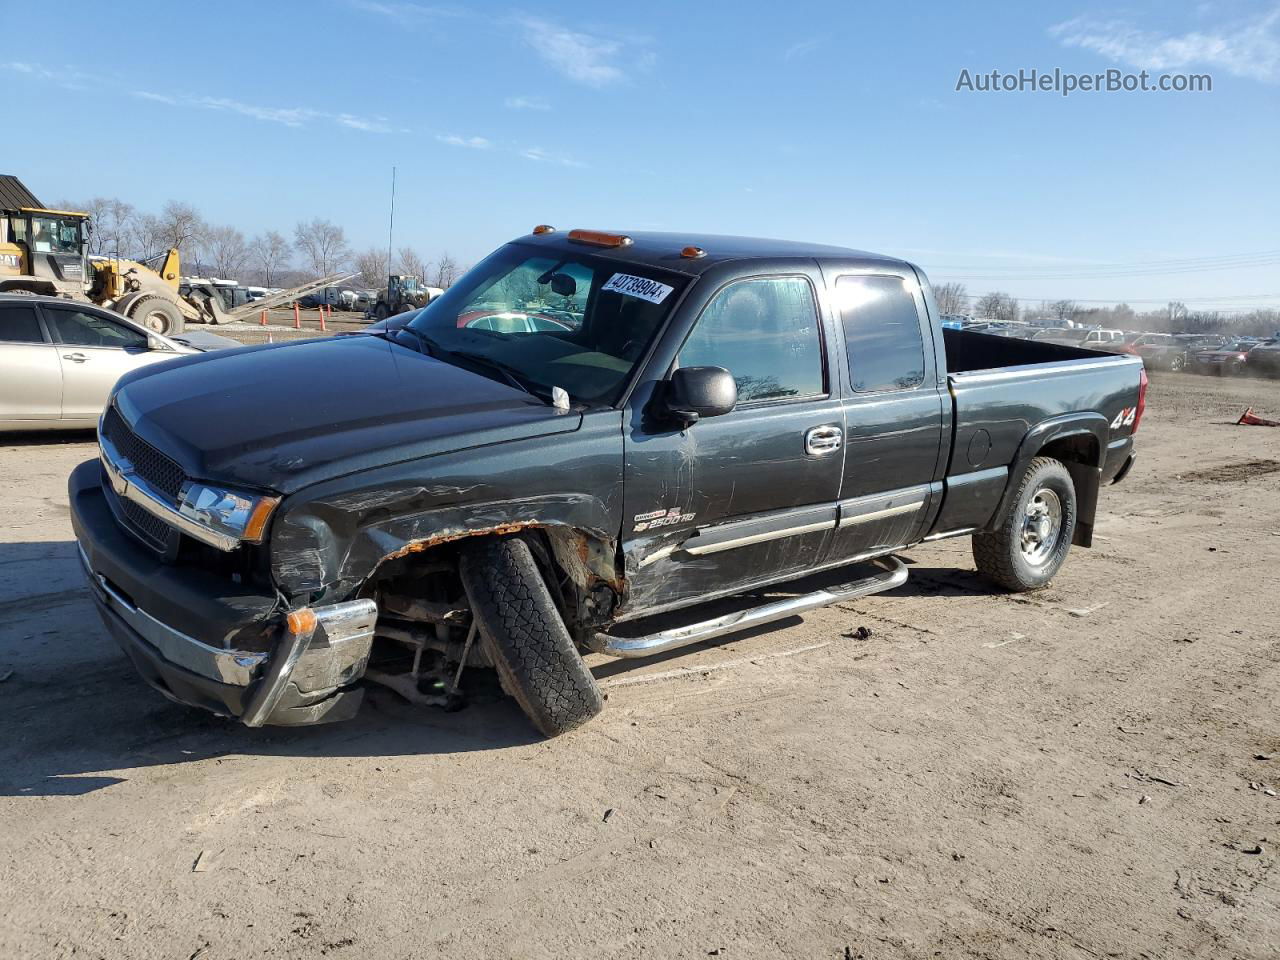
[120,496,171,550]
[102,405,187,501]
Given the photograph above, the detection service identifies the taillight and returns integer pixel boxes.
[1133,368,1148,433]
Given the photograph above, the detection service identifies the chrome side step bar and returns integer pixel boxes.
[590,557,907,659]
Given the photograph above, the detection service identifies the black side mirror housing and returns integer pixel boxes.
[663,366,737,425]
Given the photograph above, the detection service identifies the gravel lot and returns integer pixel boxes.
[1,372,1278,959]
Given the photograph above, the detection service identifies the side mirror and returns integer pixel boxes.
[663,366,737,425]
[147,334,171,351]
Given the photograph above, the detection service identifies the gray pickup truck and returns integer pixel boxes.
[70,228,1145,736]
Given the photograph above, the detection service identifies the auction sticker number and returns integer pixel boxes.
[602,273,674,304]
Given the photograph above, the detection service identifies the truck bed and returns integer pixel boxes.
[941,327,1100,372]
[927,327,1144,540]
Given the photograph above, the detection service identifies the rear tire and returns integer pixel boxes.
[127,295,185,336]
[374,304,389,321]
[459,537,603,737]
[1168,353,1186,373]
[973,457,1077,592]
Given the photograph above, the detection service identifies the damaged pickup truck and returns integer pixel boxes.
[70,227,1145,736]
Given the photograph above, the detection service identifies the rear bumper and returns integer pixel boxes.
[70,459,377,726]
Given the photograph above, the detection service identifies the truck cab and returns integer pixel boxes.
[0,206,90,296]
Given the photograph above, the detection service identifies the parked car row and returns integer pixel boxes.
[953,318,1279,377]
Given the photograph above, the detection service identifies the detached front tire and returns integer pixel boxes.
[459,536,603,737]
[973,456,1077,592]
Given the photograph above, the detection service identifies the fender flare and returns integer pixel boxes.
[989,412,1110,547]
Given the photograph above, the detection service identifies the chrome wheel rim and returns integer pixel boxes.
[1020,488,1062,566]
[143,311,167,333]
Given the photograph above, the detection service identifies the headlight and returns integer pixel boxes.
[178,483,280,543]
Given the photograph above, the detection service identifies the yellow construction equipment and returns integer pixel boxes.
[0,176,353,335]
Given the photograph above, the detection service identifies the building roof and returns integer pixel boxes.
[0,175,43,212]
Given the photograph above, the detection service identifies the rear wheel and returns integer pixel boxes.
[1168,353,1186,372]
[127,295,185,336]
[458,537,603,737]
[374,303,389,321]
[973,457,1077,592]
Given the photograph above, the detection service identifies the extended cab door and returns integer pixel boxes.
[821,266,947,560]
[42,304,159,422]
[0,301,62,421]
[620,267,845,619]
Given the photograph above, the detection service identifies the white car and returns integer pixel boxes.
[0,294,238,431]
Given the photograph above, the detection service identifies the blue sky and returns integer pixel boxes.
[5,0,1278,312]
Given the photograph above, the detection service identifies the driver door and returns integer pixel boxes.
[620,271,845,619]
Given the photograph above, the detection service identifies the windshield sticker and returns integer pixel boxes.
[602,273,674,304]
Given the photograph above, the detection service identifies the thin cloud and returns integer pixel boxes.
[516,15,626,86]
[783,37,823,62]
[505,95,551,111]
[132,90,395,132]
[520,146,587,168]
[1051,7,1280,82]
[350,1,463,22]
[437,134,492,149]
[3,60,94,90]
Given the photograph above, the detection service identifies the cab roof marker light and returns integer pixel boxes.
[681,245,707,259]
[567,229,633,247]
[532,224,556,235]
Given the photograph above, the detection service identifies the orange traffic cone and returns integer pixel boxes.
[1237,407,1280,426]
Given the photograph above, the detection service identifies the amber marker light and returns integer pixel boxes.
[286,608,318,636]
[243,496,281,542]
[567,229,633,247]
[681,245,707,258]
[532,224,556,234]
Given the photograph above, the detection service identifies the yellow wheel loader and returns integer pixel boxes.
[0,176,355,334]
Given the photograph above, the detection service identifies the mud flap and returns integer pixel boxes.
[1064,460,1100,548]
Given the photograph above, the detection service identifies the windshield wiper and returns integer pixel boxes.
[385,328,552,402]
[445,349,547,399]
[386,326,443,357]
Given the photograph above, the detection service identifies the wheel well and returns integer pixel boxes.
[1036,433,1101,548]
[1038,432,1100,468]
[361,527,624,641]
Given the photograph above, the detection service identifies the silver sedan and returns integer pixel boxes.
[0,294,239,430]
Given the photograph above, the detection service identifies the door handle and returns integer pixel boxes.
[63,352,88,363]
[804,425,843,455]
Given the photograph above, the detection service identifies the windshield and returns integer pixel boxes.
[30,216,81,254]
[406,245,686,404]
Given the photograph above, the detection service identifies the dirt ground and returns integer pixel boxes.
[1,372,1278,960]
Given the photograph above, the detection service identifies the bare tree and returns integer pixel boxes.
[932,282,968,316]
[395,246,427,280]
[354,247,389,288]
[62,197,135,257]
[202,225,251,280]
[975,291,1019,323]
[247,231,292,286]
[1048,299,1079,324]
[294,219,351,277]
[129,214,167,263]
[155,201,205,254]
[432,252,459,288]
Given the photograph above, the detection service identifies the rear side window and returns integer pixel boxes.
[46,308,147,349]
[678,276,824,402]
[835,275,926,392]
[0,304,44,343]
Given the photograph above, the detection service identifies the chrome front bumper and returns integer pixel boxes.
[80,545,378,726]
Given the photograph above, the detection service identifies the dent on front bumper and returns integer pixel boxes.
[71,459,379,726]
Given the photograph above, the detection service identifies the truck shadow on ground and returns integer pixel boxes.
[0,543,1002,798]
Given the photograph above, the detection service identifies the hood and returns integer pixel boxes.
[112,335,581,493]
